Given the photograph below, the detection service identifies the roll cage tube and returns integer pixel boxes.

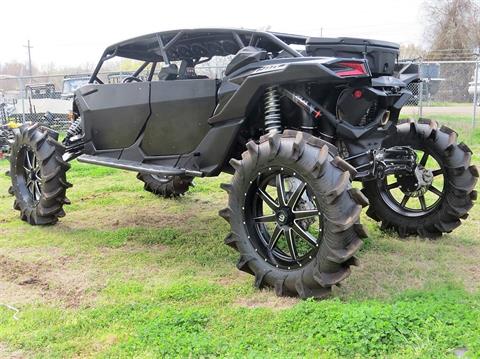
[88,29,306,83]
[155,33,170,65]
[89,47,119,84]
[249,32,303,58]
[123,61,152,83]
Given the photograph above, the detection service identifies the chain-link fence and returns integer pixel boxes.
[1,58,479,137]
[0,73,81,130]
[401,59,479,139]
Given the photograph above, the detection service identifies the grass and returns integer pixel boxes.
[422,102,474,107]
[0,124,479,357]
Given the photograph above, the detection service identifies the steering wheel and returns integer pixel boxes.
[122,76,143,83]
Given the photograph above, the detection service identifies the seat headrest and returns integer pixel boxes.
[158,64,178,80]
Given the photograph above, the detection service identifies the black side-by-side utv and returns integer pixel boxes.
[8,29,478,299]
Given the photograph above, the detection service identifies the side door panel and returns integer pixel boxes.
[76,83,150,151]
[141,80,216,156]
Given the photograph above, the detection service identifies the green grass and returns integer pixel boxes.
[1,286,479,358]
[0,130,479,357]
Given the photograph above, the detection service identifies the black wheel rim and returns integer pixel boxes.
[16,146,42,203]
[379,148,446,217]
[244,167,323,269]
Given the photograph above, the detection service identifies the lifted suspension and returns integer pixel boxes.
[264,86,282,133]
[274,87,418,182]
[345,146,417,180]
[279,87,338,127]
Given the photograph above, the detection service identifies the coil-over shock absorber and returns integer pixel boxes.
[63,118,83,146]
[264,86,281,133]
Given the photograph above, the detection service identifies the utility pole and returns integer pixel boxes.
[473,48,479,130]
[23,40,33,76]
[418,57,424,119]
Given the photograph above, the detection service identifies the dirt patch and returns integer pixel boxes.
[452,245,480,292]
[216,271,299,310]
[78,192,110,202]
[0,215,16,224]
[99,242,167,255]
[465,266,480,290]
[0,343,24,359]
[336,253,435,299]
[0,254,46,285]
[336,238,480,300]
[235,289,299,310]
[60,204,190,231]
[4,246,65,263]
[216,272,250,287]
[113,210,183,229]
[0,281,43,305]
[0,253,97,308]
[43,266,99,308]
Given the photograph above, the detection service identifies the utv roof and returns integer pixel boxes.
[103,28,308,62]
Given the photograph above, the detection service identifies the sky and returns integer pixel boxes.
[0,0,425,69]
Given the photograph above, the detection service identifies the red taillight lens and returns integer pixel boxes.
[335,61,368,77]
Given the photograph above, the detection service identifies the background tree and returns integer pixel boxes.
[400,44,425,60]
[0,62,38,91]
[424,0,480,54]
[423,0,480,101]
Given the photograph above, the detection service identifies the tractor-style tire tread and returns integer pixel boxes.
[363,119,478,238]
[10,124,71,225]
[220,131,367,299]
[136,173,193,198]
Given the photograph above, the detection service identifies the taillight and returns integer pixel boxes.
[334,61,369,77]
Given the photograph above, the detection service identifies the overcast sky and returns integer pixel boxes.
[0,0,425,69]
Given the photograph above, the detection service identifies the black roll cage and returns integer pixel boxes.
[89,28,307,84]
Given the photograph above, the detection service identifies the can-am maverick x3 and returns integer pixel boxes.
[9,29,478,298]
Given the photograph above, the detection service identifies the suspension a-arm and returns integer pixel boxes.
[345,146,417,180]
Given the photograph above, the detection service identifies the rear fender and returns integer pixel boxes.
[209,59,361,125]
